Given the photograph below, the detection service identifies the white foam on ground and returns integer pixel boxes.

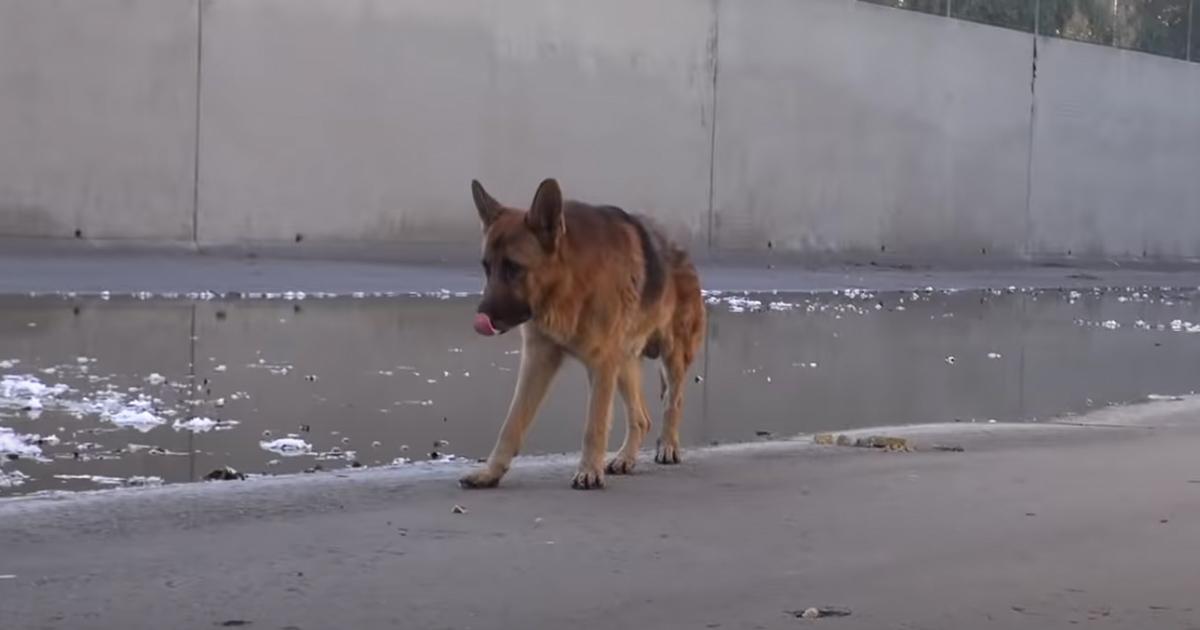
[0,428,43,459]
[3,375,176,436]
[0,469,32,488]
[104,408,166,433]
[172,417,238,433]
[260,437,312,456]
[53,474,125,486]
[1,374,68,402]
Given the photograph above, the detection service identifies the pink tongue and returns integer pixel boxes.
[474,313,498,336]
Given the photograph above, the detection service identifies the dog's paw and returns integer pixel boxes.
[571,466,606,490]
[605,454,637,475]
[654,438,681,465]
[459,468,502,489]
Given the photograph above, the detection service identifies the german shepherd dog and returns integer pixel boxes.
[459,178,705,490]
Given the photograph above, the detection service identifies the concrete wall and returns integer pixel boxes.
[1,0,1199,261]
[0,0,197,241]
[197,0,715,247]
[1029,37,1200,259]
[712,0,1034,258]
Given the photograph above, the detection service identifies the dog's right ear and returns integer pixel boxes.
[471,179,502,230]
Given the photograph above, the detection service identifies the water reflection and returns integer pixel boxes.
[2,287,1199,495]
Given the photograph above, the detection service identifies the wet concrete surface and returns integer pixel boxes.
[3,286,1199,496]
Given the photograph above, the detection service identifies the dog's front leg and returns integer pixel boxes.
[460,331,563,489]
[572,361,618,490]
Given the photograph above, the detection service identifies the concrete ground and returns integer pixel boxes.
[2,399,1199,630]
[4,245,1200,629]
[4,240,1200,295]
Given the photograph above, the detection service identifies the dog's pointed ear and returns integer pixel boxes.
[471,179,502,230]
[526,178,564,251]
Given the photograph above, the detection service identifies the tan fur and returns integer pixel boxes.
[460,178,705,490]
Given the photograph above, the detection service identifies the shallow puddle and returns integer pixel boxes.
[2,286,1199,495]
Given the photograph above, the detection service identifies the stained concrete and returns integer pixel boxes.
[3,0,1200,260]
[712,0,1034,258]
[196,0,715,247]
[1028,37,1200,260]
[0,0,197,241]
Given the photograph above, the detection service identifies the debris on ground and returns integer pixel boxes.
[853,436,912,452]
[817,433,906,450]
[451,504,468,515]
[786,606,852,619]
[931,444,966,452]
[204,466,245,481]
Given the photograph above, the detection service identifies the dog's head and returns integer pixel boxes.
[469,178,566,336]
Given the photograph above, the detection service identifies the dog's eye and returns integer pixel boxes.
[502,258,523,280]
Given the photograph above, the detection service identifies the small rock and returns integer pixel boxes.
[945,356,956,365]
[813,433,835,445]
[786,607,852,619]
[452,504,468,515]
[755,430,773,437]
[835,434,852,446]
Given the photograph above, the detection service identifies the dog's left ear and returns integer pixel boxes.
[526,178,564,251]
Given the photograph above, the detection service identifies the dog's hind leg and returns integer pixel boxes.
[606,358,651,475]
[654,352,687,465]
[460,331,563,489]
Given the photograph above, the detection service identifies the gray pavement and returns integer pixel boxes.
[4,241,1200,295]
[2,400,1200,629]
[5,244,1200,629]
